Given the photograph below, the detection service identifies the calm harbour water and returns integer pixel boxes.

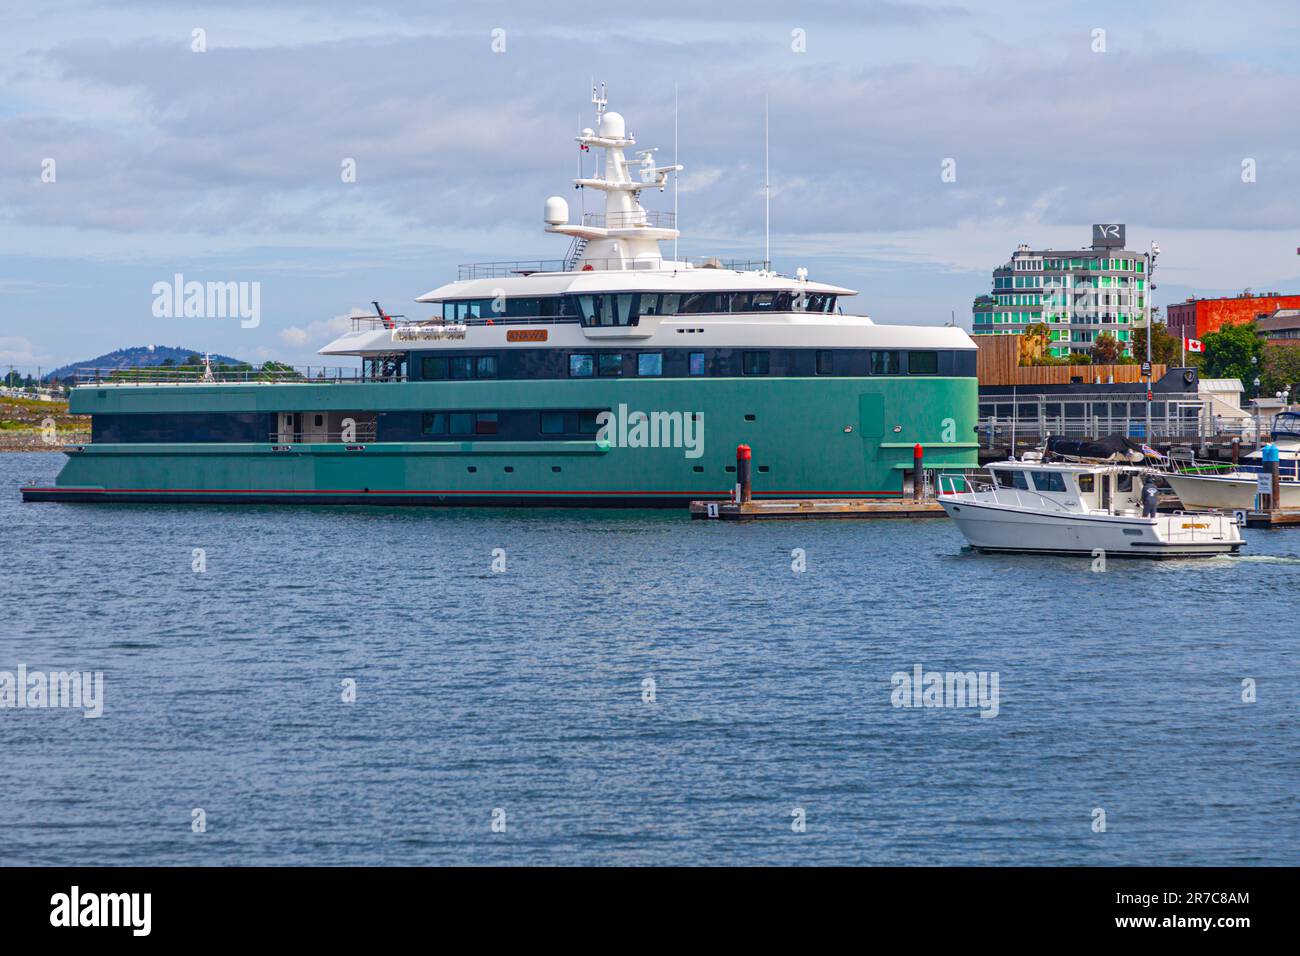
[1,451,1296,866]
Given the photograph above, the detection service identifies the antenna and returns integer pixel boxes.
[764,95,770,271]
[592,82,607,121]
[674,83,679,264]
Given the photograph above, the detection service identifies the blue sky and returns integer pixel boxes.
[1,0,1298,370]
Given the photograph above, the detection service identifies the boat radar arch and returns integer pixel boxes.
[543,84,684,270]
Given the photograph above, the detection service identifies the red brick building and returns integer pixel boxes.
[1166,293,1300,340]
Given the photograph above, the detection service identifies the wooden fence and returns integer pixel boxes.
[975,334,1164,386]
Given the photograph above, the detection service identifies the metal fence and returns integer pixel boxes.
[978,392,1212,446]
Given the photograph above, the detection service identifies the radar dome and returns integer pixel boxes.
[598,111,625,139]
[544,196,569,226]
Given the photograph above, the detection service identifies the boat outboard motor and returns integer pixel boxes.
[1141,476,1159,518]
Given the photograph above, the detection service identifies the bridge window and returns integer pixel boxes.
[422,356,447,380]
[475,356,497,378]
[450,356,473,379]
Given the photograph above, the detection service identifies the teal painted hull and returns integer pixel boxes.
[28,377,978,505]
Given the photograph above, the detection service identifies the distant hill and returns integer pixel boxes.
[46,345,248,381]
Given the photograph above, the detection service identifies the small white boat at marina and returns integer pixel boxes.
[940,455,1244,559]
[1163,411,1300,511]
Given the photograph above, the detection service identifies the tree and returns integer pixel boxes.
[1131,319,1184,366]
[1202,321,1264,385]
[1260,342,1300,399]
[1090,331,1121,364]
[1018,322,1051,366]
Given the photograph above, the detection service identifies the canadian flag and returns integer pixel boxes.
[1184,337,1204,353]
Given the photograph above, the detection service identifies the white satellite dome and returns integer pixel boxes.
[598,111,625,139]
[543,196,569,226]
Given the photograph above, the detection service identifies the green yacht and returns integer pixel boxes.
[24,93,978,507]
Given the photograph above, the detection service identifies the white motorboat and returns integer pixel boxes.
[1163,411,1300,511]
[940,456,1244,558]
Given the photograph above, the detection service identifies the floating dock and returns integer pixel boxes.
[695,442,949,520]
[1244,508,1300,528]
[689,498,946,521]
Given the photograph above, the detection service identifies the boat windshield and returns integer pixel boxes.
[991,469,1028,490]
[1271,411,1300,440]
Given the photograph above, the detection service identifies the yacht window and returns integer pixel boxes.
[475,356,497,378]
[637,353,663,377]
[1077,474,1095,493]
[742,351,770,375]
[773,291,794,311]
[680,292,719,314]
[689,352,707,376]
[909,351,939,375]
[569,354,594,378]
[816,350,834,375]
[598,353,623,376]
[540,412,565,435]
[611,295,636,326]
[870,351,902,375]
[659,294,682,315]
[578,411,602,435]
[421,412,447,435]
[575,295,604,327]
[751,292,777,312]
[992,469,1029,490]
[421,356,448,380]
[730,293,754,312]
[1030,471,1066,492]
[474,412,498,436]
[505,298,541,319]
[1117,473,1133,492]
[448,412,474,435]
[450,356,473,379]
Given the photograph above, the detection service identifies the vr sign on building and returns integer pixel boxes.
[1091,223,1126,249]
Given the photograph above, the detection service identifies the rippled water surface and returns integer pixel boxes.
[2,452,1296,865]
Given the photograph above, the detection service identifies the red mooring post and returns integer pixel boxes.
[736,444,752,504]
[913,443,924,502]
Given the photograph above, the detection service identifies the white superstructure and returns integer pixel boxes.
[319,87,975,361]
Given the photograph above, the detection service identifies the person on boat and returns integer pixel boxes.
[1141,476,1159,518]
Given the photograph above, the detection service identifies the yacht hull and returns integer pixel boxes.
[25,378,979,507]
[1164,472,1300,511]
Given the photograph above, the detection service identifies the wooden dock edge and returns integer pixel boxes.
[689,498,948,520]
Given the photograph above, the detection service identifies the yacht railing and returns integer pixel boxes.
[71,366,407,386]
[456,256,770,280]
[1166,453,1300,481]
[581,211,677,230]
[939,474,1080,515]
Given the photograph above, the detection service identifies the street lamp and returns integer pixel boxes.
[1145,240,1160,439]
